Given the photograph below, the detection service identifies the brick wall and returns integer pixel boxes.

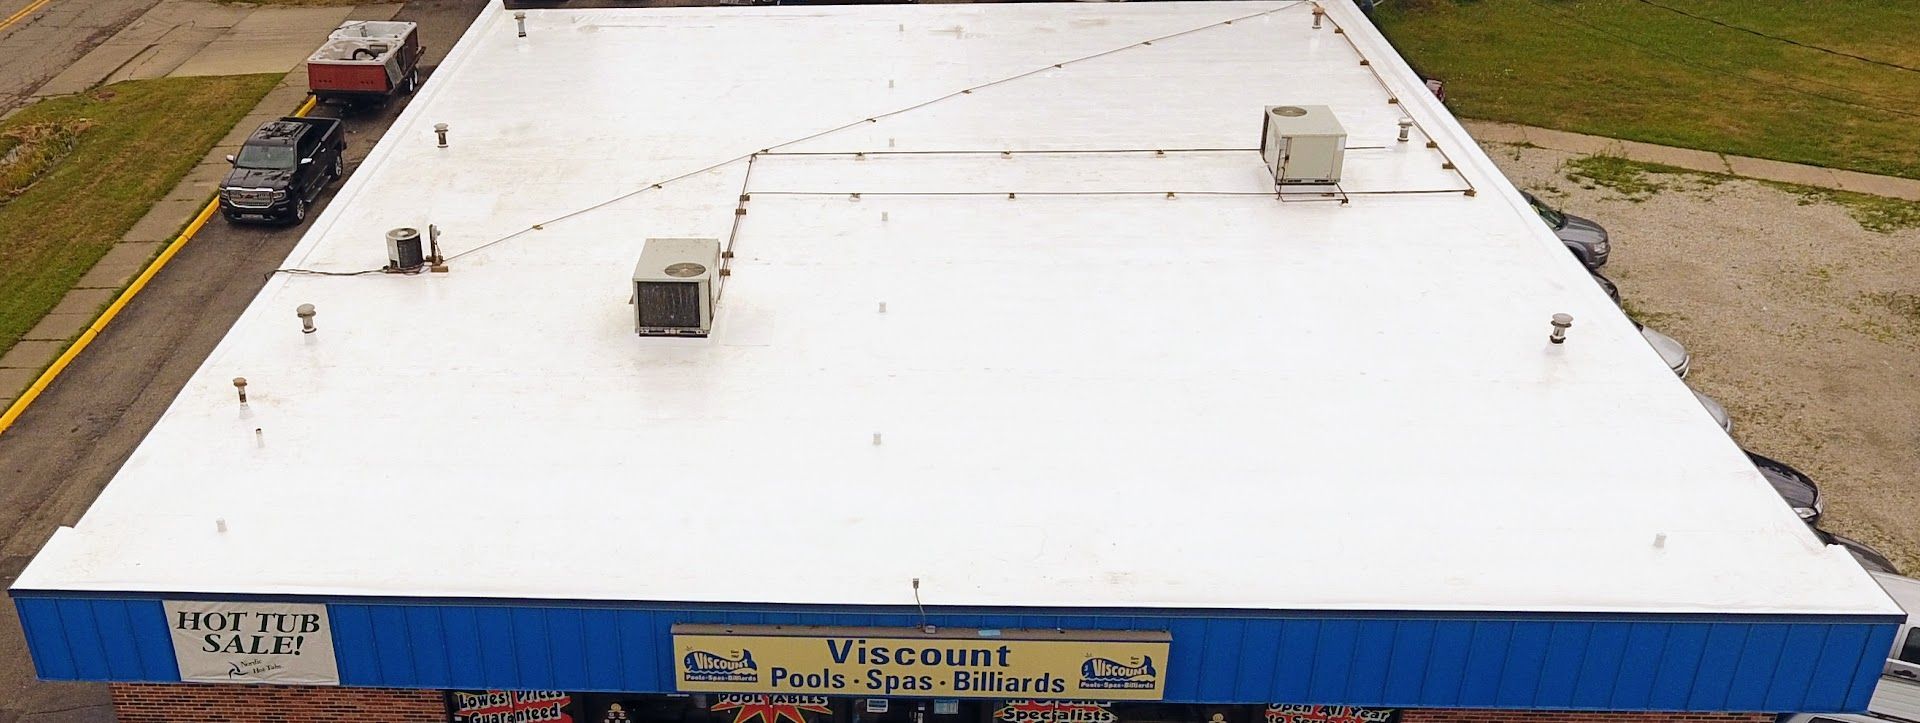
[1400,710,1773,723]
[109,683,444,723]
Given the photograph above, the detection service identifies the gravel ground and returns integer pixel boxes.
[1482,141,1920,573]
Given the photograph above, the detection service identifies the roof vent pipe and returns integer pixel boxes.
[428,224,448,272]
[514,11,526,38]
[433,123,449,148]
[1549,313,1573,344]
[296,303,317,334]
[1397,118,1413,143]
[1311,6,1323,29]
[232,377,249,404]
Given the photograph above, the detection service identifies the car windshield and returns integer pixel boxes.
[1526,194,1566,228]
[234,145,297,170]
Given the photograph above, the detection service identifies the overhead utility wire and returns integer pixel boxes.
[1519,0,1920,119]
[1627,0,1920,75]
[432,1,1312,263]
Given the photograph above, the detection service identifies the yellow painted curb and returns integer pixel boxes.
[0,94,319,438]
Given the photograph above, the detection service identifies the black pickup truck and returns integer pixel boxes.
[219,116,346,225]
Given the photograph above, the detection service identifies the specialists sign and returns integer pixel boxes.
[162,600,339,685]
[672,625,1170,700]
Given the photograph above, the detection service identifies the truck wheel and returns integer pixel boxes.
[290,198,308,225]
[404,69,419,95]
[330,154,345,182]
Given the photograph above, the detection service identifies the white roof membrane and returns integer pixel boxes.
[15,0,1900,617]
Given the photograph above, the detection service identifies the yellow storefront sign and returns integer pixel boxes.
[672,625,1171,701]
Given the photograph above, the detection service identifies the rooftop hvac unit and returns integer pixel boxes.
[632,238,721,337]
[1260,105,1347,186]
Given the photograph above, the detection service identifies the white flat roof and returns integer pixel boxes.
[17,0,1900,616]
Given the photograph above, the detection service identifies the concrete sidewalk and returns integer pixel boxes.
[1464,120,1920,202]
[31,0,400,97]
[0,0,399,405]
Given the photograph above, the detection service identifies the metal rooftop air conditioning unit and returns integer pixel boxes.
[1260,105,1347,186]
[632,238,721,337]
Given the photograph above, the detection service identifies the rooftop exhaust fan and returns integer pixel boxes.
[632,238,720,337]
[1260,105,1347,186]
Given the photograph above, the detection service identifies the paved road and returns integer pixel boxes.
[0,2,484,718]
[0,0,160,115]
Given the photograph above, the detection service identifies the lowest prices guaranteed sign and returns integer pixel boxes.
[162,601,340,685]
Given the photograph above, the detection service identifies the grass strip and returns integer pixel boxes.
[0,74,282,358]
[1558,153,1920,233]
[1374,0,1920,180]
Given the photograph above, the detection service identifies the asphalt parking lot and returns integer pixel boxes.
[0,1,484,718]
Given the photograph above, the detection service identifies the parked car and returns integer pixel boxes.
[1522,190,1610,269]
[1691,388,1731,433]
[1818,529,1897,575]
[1590,271,1620,305]
[1633,320,1690,378]
[1745,450,1822,524]
[1873,571,1920,681]
[1777,670,1920,722]
[1585,273,1691,377]
[219,116,346,225]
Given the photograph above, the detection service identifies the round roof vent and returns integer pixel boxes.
[1270,106,1308,117]
[663,262,707,278]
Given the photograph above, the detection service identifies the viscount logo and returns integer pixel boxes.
[684,650,759,683]
[1077,656,1157,691]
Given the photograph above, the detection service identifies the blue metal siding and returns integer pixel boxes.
[1853,625,1901,709]
[15,597,178,683]
[1380,620,1432,704]
[12,594,1896,712]
[1532,622,1589,709]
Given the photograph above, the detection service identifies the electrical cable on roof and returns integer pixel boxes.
[748,188,1468,198]
[1519,0,1920,118]
[1626,0,1920,75]
[439,0,1312,263]
[265,268,385,280]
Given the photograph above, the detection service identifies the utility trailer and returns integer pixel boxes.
[307,20,424,106]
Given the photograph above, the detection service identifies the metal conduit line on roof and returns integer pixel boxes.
[762,146,1396,159]
[757,148,1264,157]
[745,189,1470,198]
[712,151,757,308]
[269,1,1342,276]
[423,0,1315,265]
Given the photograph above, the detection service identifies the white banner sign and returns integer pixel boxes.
[162,600,340,685]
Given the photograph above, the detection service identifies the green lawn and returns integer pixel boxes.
[0,74,281,361]
[1373,0,1920,180]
